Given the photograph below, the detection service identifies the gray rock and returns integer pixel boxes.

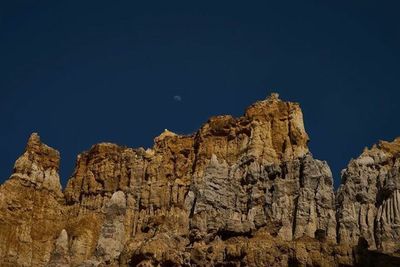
[337,139,400,253]
[95,191,127,264]
[48,229,70,267]
[4,97,400,266]
[187,153,337,243]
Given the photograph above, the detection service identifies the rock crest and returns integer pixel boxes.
[12,132,62,195]
[0,94,399,266]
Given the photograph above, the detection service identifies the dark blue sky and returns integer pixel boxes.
[1,1,399,188]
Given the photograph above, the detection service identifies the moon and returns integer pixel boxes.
[173,95,182,102]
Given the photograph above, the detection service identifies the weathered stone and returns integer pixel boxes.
[188,152,336,245]
[0,93,399,266]
[337,137,400,253]
[95,191,127,264]
[48,229,70,267]
[0,133,64,266]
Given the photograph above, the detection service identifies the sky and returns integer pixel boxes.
[0,1,399,188]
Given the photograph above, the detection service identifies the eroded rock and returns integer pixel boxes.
[0,93,398,266]
[337,137,400,253]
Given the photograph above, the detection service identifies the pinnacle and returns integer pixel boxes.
[266,92,280,101]
[155,128,178,142]
[27,132,41,148]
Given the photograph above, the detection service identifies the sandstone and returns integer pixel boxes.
[0,133,64,266]
[48,229,70,267]
[95,191,127,264]
[0,93,399,266]
[12,132,63,196]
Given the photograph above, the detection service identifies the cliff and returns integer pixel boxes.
[0,93,399,266]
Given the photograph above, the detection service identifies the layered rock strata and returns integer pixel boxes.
[0,93,399,266]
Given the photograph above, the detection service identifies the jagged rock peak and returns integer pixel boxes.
[11,132,62,194]
[24,132,60,170]
[0,133,64,266]
[266,92,280,101]
[27,132,41,147]
[8,96,400,266]
[243,92,310,162]
[156,129,178,140]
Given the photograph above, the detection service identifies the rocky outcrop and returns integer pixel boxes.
[11,132,63,196]
[337,137,400,254]
[0,93,399,266]
[0,133,64,266]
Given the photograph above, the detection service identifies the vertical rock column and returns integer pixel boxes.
[0,133,64,266]
[95,191,127,264]
[337,138,400,253]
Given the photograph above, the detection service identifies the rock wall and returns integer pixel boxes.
[0,93,399,266]
[337,138,400,253]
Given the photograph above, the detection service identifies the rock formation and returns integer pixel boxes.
[337,138,400,253]
[0,133,64,266]
[0,93,399,266]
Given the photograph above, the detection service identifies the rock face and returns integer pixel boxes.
[0,93,399,266]
[0,133,64,266]
[48,229,70,267]
[337,138,400,253]
[95,191,127,263]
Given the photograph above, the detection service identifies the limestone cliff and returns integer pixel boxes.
[0,93,399,266]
